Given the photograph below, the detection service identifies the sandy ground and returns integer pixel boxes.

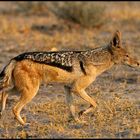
[0,2,140,138]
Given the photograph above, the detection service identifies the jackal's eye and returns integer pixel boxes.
[126,55,129,57]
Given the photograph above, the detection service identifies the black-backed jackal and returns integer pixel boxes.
[0,31,139,125]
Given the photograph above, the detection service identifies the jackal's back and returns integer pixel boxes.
[13,47,111,68]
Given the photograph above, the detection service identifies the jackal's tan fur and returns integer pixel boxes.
[0,31,139,125]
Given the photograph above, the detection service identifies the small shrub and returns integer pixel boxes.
[51,2,107,28]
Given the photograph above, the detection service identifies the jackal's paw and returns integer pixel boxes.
[23,123,30,129]
[17,122,30,128]
[25,122,30,126]
[17,122,30,132]
[78,110,85,117]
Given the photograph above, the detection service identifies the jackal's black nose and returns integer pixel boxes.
[137,62,140,66]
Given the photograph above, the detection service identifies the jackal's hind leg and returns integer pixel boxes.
[0,92,8,116]
[0,88,17,116]
[13,87,38,126]
[13,73,40,126]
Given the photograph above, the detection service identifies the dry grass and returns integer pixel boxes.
[0,91,139,138]
[0,2,140,139]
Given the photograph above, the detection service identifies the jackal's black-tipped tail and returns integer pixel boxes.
[0,59,16,93]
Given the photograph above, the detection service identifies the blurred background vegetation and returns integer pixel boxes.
[16,2,107,28]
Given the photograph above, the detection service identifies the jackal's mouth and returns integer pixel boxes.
[125,62,140,69]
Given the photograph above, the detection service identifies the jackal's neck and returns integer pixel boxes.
[81,46,112,64]
[80,46,115,75]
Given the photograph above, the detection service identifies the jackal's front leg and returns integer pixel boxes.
[72,75,97,118]
[64,85,80,122]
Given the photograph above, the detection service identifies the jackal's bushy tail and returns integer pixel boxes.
[0,59,16,93]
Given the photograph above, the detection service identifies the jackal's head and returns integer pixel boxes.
[109,30,139,68]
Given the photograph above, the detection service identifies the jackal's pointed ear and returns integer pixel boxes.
[110,30,121,47]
